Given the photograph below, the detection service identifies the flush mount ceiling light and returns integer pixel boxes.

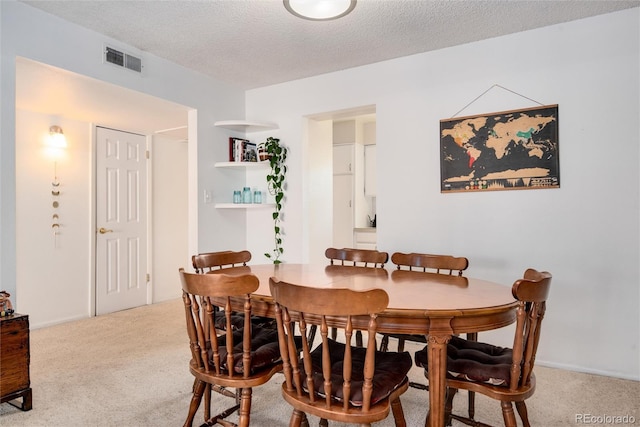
[284,0,356,21]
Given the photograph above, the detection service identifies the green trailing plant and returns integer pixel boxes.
[261,137,288,264]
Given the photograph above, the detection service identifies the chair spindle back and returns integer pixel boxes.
[509,268,551,390]
[192,250,252,273]
[325,247,389,268]
[391,252,468,276]
[270,278,390,413]
[180,269,259,377]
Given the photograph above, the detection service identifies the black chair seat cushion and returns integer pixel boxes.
[304,339,412,406]
[414,335,512,386]
[211,325,281,374]
[213,310,276,331]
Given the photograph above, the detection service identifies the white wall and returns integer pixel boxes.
[245,9,640,380]
[1,2,246,324]
[16,111,93,326]
[14,112,191,327]
[152,135,189,302]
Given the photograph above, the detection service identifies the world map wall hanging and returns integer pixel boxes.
[440,104,559,192]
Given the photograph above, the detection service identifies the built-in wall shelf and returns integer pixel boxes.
[214,120,278,133]
[214,161,269,169]
[213,120,276,211]
[215,203,275,209]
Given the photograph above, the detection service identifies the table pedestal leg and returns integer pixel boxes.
[425,319,452,427]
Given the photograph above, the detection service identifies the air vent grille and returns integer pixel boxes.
[125,54,142,72]
[105,47,124,66]
[104,46,142,73]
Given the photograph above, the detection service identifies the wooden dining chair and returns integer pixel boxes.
[269,277,412,427]
[179,269,283,427]
[325,247,389,268]
[192,250,274,329]
[390,251,468,275]
[380,252,470,353]
[192,250,251,273]
[323,247,389,346]
[191,250,277,417]
[414,268,552,427]
[379,251,473,409]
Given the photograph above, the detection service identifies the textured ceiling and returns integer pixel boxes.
[21,0,639,90]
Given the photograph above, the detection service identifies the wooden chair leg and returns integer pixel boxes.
[444,387,457,427]
[183,379,206,427]
[515,401,530,427]
[356,330,363,347]
[397,338,405,352]
[238,387,252,427]
[501,401,517,427]
[390,397,407,427]
[465,331,477,420]
[468,391,475,419]
[204,383,211,420]
[290,409,305,427]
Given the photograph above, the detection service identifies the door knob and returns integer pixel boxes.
[98,227,113,234]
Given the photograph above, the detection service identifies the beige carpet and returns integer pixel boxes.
[1,299,638,426]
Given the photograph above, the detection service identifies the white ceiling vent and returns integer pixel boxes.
[104,45,142,73]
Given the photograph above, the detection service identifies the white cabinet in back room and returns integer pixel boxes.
[354,228,377,250]
[332,117,375,249]
[333,143,355,248]
[333,144,354,175]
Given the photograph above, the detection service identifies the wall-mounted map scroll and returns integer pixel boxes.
[440,104,559,192]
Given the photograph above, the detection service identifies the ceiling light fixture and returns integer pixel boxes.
[284,0,356,21]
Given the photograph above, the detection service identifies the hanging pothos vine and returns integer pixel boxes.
[260,137,288,264]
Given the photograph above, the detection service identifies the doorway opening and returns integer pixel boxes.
[305,105,376,264]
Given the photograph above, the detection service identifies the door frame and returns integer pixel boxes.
[89,124,153,316]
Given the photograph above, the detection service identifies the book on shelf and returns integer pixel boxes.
[228,137,257,162]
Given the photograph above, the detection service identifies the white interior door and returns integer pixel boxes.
[95,127,148,315]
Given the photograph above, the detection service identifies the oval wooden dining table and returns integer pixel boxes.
[209,263,518,427]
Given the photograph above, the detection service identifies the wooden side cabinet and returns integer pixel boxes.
[0,313,32,411]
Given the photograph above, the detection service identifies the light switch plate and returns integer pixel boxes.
[204,190,213,204]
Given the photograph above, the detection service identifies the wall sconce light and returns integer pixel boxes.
[48,125,66,248]
[284,0,356,21]
[48,125,67,149]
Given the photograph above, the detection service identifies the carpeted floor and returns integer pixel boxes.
[1,299,638,426]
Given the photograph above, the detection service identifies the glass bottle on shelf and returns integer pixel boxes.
[242,187,252,204]
[253,189,262,204]
[233,190,241,204]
